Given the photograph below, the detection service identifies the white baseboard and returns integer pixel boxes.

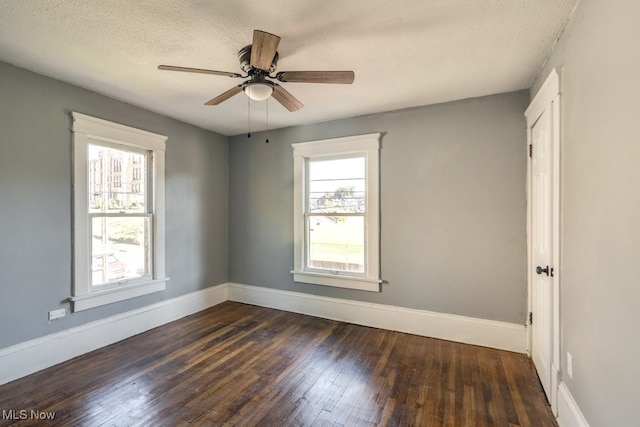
[227,283,527,353]
[0,282,529,387]
[0,284,228,386]
[551,362,561,415]
[557,382,590,427]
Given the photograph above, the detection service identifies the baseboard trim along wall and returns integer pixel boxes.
[0,282,528,387]
[557,382,590,427]
[0,284,228,386]
[2,281,589,424]
[227,283,528,353]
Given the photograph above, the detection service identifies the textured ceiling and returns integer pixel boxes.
[0,0,577,136]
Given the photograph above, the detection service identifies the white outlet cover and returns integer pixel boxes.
[566,352,573,378]
[48,308,66,321]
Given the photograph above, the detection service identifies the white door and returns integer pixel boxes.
[530,107,553,400]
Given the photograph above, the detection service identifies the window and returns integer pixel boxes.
[292,133,381,292]
[70,112,167,311]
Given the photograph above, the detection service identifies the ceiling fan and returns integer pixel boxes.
[158,30,355,112]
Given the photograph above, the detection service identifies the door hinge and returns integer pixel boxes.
[529,312,533,325]
[529,144,533,157]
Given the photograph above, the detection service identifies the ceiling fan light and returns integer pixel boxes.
[244,83,274,101]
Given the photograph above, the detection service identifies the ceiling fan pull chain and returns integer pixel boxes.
[265,98,269,144]
[247,96,251,138]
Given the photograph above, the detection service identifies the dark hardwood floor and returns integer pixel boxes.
[0,302,556,426]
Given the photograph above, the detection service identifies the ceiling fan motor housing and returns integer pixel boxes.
[238,45,279,74]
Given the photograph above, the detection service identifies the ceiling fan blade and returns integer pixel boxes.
[204,85,243,105]
[250,30,281,71]
[276,71,355,84]
[272,84,303,112]
[158,65,242,78]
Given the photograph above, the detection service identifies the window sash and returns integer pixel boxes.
[88,213,153,290]
[304,212,366,276]
[87,141,151,215]
[305,155,366,215]
[86,140,154,290]
[304,154,368,276]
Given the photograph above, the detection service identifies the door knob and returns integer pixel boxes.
[536,265,550,276]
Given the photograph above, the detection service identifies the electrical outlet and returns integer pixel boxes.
[48,308,66,321]
[566,352,573,379]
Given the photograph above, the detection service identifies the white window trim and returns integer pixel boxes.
[70,112,168,311]
[291,133,381,292]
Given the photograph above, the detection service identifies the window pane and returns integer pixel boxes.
[307,215,364,273]
[308,157,365,213]
[91,216,151,286]
[88,144,147,213]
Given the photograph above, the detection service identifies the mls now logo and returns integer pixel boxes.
[2,409,56,420]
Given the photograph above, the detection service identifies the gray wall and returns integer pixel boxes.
[0,61,228,350]
[229,91,529,324]
[532,0,640,425]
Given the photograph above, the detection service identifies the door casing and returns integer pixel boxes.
[525,68,562,416]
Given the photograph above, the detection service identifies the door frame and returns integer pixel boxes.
[525,68,562,415]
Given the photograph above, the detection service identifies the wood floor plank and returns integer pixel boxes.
[0,302,556,426]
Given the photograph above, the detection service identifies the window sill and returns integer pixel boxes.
[69,278,168,312]
[291,270,381,292]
